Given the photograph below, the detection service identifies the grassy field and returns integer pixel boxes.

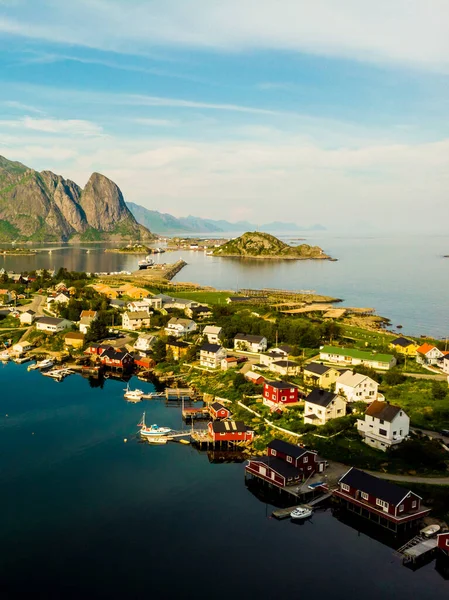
[341,324,395,350]
[167,290,231,305]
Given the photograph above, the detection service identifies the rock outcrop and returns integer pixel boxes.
[0,155,154,241]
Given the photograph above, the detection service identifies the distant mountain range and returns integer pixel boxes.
[0,156,153,242]
[126,202,325,235]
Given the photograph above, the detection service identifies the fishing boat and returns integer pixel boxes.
[0,351,10,362]
[146,436,168,445]
[124,385,145,402]
[290,507,313,521]
[138,255,154,270]
[30,358,54,371]
[138,412,171,437]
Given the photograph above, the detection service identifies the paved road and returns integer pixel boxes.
[17,294,45,317]
[410,427,449,442]
[368,471,449,485]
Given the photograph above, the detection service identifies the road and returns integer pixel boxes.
[17,294,45,317]
[368,471,449,485]
[410,427,449,442]
[404,372,447,381]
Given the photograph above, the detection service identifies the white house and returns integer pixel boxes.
[35,317,73,333]
[79,310,98,334]
[303,389,347,426]
[127,301,151,313]
[203,325,222,344]
[122,311,151,331]
[260,349,288,367]
[335,370,380,403]
[442,356,449,375]
[319,346,396,370]
[270,360,301,376]
[19,309,36,325]
[416,343,444,366]
[134,333,157,354]
[199,343,227,368]
[52,292,70,305]
[12,341,33,355]
[165,318,197,338]
[357,400,410,451]
[234,334,268,353]
[143,296,163,310]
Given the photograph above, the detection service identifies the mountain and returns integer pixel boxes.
[212,231,330,260]
[126,202,325,234]
[0,156,154,242]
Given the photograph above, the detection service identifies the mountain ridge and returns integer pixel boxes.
[0,156,154,242]
[126,202,326,234]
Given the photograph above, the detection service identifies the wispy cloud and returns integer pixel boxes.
[3,100,46,114]
[1,1,449,69]
[0,116,103,136]
[132,118,176,127]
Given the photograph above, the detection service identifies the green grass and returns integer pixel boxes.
[382,378,449,430]
[165,290,231,305]
[341,324,395,350]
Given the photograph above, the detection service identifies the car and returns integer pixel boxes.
[440,429,449,438]
[236,356,248,364]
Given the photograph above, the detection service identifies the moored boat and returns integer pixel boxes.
[420,524,440,538]
[0,351,10,362]
[124,385,145,402]
[138,412,171,437]
[290,506,313,521]
[138,255,154,269]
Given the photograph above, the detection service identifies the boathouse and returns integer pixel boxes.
[246,456,303,488]
[263,380,299,408]
[267,439,321,474]
[208,421,254,442]
[334,468,430,531]
[99,349,134,371]
[209,402,231,420]
[438,533,449,556]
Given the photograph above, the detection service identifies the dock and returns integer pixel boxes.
[165,387,195,400]
[272,492,332,519]
[42,368,75,382]
[182,407,210,421]
[396,534,439,564]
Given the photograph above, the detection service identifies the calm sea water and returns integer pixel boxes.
[1,234,448,336]
[0,362,447,599]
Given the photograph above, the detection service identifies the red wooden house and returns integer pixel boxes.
[209,402,231,420]
[84,343,113,356]
[334,467,430,531]
[208,421,254,442]
[438,533,449,556]
[98,348,134,371]
[246,456,304,488]
[267,439,323,475]
[263,380,299,407]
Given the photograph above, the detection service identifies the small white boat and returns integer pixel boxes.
[138,255,154,270]
[290,507,313,521]
[28,358,54,371]
[146,436,168,445]
[420,524,441,538]
[124,384,145,402]
[138,412,171,437]
[0,351,10,362]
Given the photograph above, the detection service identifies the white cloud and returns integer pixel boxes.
[132,118,176,127]
[3,100,45,114]
[1,1,449,69]
[0,116,103,136]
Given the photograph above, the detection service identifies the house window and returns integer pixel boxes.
[287,456,292,463]
[271,449,277,457]
[341,483,350,492]
[337,409,342,414]
[304,457,308,463]
[307,466,312,470]
[380,419,384,425]
[398,505,404,513]
[281,396,287,401]
[361,492,368,500]
[412,500,417,508]
[379,428,387,436]
[376,498,389,510]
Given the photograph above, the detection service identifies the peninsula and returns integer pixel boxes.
[212,231,331,260]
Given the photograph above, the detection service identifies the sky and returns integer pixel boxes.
[0,0,448,232]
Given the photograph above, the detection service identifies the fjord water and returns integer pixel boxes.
[0,362,447,599]
[2,233,448,336]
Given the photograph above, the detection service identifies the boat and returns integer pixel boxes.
[138,412,171,437]
[124,385,145,402]
[146,436,168,445]
[308,481,325,490]
[420,524,441,538]
[138,255,154,270]
[29,358,54,371]
[0,351,10,362]
[290,506,313,521]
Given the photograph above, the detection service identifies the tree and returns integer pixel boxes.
[85,319,109,343]
[152,338,167,362]
[431,381,447,400]
[383,369,406,386]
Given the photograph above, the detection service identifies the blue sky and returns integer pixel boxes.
[0,0,448,231]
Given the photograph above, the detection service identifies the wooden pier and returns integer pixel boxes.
[182,407,210,421]
[272,491,332,519]
[165,387,195,400]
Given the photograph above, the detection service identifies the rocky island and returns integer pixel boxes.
[212,231,332,260]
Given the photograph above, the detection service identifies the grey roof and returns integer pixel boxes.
[391,337,415,348]
[306,388,338,408]
[126,311,150,320]
[252,456,302,479]
[200,343,223,354]
[211,402,228,411]
[272,360,300,368]
[212,421,248,433]
[234,333,266,343]
[266,380,297,390]
[268,439,310,459]
[339,468,415,506]
[36,317,68,326]
[305,362,332,376]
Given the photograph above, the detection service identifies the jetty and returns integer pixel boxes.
[182,407,210,421]
[396,534,439,565]
[272,491,332,520]
[42,368,75,382]
[165,387,195,400]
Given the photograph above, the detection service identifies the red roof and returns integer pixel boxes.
[417,343,436,355]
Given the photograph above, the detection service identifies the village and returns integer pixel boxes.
[1,265,449,573]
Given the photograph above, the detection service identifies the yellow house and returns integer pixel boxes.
[303,362,341,389]
[388,337,419,357]
[117,284,151,299]
[166,340,190,361]
[64,332,85,349]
